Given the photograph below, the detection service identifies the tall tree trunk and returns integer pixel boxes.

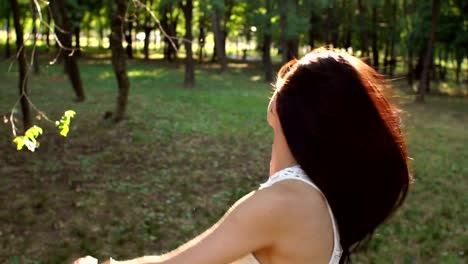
[212,8,228,72]
[371,4,379,69]
[308,10,318,50]
[198,26,206,62]
[263,34,273,83]
[125,21,133,59]
[407,46,414,86]
[5,7,12,59]
[211,41,217,62]
[10,0,32,131]
[263,0,273,82]
[45,7,51,50]
[98,17,104,48]
[143,21,151,60]
[455,51,463,84]
[358,0,369,58]
[181,0,195,87]
[280,1,288,63]
[389,0,397,77]
[280,0,300,62]
[109,0,130,122]
[417,0,440,102]
[50,0,85,102]
[383,41,389,74]
[85,16,91,47]
[31,0,40,75]
[74,26,81,57]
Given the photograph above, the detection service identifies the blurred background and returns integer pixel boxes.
[0,0,466,263]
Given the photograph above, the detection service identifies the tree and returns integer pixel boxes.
[30,0,40,75]
[143,0,155,60]
[211,1,228,72]
[180,0,195,87]
[417,0,440,102]
[50,0,86,102]
[370,0,380,69]
[3,2,12,59]
[358,0,370,59]
[280,0,307,63]
[108,0,131,122]
[160,0,179,61]
[197,9,209,62]
[260,0,273,82]
[10,0,32,131]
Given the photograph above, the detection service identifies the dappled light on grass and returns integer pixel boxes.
[250,75,262,82]
[437,82,468,96]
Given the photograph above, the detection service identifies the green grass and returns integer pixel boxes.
[0,54,467,264]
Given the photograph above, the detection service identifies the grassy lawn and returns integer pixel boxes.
[0,55,467,264]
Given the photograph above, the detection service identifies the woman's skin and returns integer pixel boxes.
[76,94,335,264]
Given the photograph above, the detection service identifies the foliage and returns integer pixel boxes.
[11,110,76,152]
[12,125,43,152]
[56,110,77,137]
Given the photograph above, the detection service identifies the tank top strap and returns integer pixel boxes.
[259,165,343,264]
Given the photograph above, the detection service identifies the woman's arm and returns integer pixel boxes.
[116,187,291,264]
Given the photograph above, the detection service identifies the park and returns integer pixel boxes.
[0,0,467,263]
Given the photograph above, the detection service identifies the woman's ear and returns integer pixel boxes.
[267,94,280,129]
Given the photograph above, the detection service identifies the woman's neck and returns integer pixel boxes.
[269,131,298,176]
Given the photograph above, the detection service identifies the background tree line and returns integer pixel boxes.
[1,0,466,132]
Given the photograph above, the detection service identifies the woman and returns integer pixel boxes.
[75,49,411,264]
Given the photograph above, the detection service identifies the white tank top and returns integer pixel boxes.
[231,165,343,264]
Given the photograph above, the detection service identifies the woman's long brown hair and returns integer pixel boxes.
[274,49,411,263]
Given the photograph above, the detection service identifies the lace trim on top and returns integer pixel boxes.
[259,165,343,264]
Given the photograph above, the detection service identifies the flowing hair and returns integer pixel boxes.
[274,48,411,263]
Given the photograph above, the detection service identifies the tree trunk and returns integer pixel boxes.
[50,0,85,102]
[45,7,51,49]
[161,7,178,62]
[125,21,133,59]
[308,10,318,50]
[262,0,273,82]
[211,41,217,62]
[263,34,273,83]
[371,4,379,69]
[143,22,151,60]
[109,0,130,122]
[98,17,104,48]
[280,1,288,63]
[5,7,12,59]
[417,0,440,102]
[407,47,414,86]
[181,0,195,88]
[10,0,32,131]
[358,0,369,58]
[389,0,397,77]
[198,26,206,62]
[87,16,92,47]
[31,0,40,75]
[212,8,228,72]
[383,40,389,74]
[328,1,339,48]
[74,26,81,57]
[455,50,463,84]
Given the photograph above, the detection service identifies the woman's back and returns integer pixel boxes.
[234,166,342,264]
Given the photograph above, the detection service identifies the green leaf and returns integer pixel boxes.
[64,110,76,118]
[13,136,25,150]
[13,125,43,152]
[56,110,76,137]
[59,126,70,137]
